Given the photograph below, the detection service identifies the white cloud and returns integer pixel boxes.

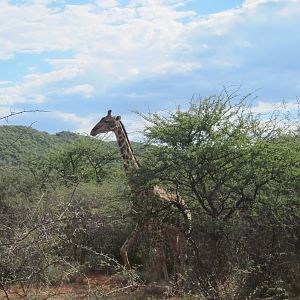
[96,0,118,8]
[122,112,148,131]
[0,81,13,86]
[54,111,96,134]
[242,0,300,8]
[251,101,299,114]
[62,84,95,98]
[24,68,82,87]
[0,67,81,105]
[0,0,193,59]
[0,0,300,140]
[243,0,279,7]
[0,0,200,104]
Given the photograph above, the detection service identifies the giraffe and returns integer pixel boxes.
[90,110,192,282]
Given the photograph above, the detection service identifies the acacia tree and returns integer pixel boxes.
[136,92,300,298]
[140,93,298,220]
[27,136,119,187]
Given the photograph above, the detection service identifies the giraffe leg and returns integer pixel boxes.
[166,226,188,289]
[120,223,170,282]
[167,230,180,281]
[175,233,188,288]
[120,241,131,270]
[161,252,169,281]
[157,243,169,282]
[155,228,169,282]
[120,224,142,270]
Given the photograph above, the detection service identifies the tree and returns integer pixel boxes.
[135,91,300,298]
[27,136,119,187]
[0,129,130,298]
[140,92,298,221]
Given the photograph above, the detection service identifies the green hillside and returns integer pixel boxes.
[0,125,80,165]
[0,125,143,166]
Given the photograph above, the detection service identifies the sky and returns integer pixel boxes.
[0,0,300,138]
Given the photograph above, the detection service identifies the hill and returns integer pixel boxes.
[0,125,144,166]
[0,125,80,165]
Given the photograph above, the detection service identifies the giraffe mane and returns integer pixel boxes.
[119,120,141,168]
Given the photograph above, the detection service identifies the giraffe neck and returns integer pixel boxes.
[114,122,140,170]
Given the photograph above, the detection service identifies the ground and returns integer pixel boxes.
[2,273,193,299]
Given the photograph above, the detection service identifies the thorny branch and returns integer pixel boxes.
[0,109,48,122]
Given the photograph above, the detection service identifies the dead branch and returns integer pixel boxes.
[0,109,48,122]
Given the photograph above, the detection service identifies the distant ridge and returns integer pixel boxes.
[0,125,145,166]
[0,125,80,165]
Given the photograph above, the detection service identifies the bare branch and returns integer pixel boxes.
[0,109,48,122]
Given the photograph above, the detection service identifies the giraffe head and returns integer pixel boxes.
[90,110,121,136]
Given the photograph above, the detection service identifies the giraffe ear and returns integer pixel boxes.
[116,116,121,120]
[107,110,112,116]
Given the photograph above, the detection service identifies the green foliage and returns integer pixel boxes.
[0,128,134,298]
[27,136,119,187]
[140,93,299,220]
[0,125,79,166]
[136,92,300,298]
[0,94,299,299]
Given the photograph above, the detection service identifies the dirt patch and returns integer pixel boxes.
[2,273,115,299]
[2,273,188,299]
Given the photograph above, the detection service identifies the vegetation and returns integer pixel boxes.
[0,93,299,299]
[0,126,78,166]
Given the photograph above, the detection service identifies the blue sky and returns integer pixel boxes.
[0,0,299,137]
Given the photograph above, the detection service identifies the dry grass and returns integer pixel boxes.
[2,273,114,299]
[2,273,205,299]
